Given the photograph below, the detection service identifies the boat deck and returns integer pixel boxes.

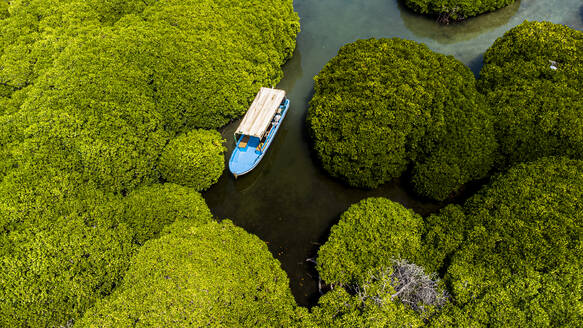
[230,136,261,174]
[235,88,286,138]
[229,89,289,177]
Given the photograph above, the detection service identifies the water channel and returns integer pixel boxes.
[204,0,583,306]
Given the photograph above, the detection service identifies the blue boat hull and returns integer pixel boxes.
[229,99,289,177]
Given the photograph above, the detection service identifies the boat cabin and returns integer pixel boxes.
[229,87,290,177]
[233,87,287,153]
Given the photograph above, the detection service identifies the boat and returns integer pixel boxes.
[229,87,290,178]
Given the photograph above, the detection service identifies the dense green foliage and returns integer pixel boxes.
[0,1,8,19]
[78,220,301,327]
[314,157,583,327]
[404,0,516,21]
[309,287,423,328]
[419,204,467,273]
[311,259,448,327]
[14,22,170,193]
[0,0,150,91]
[317,198,424,285]
[2,0,581,326]
[0,176,215,326]
[120,183,213,245]
[308,38,497,200]
[0,0,298,325]
[0,176,134,327]
[138,0,300,129]
[0,0,299,128]
[0,0,298,192]
[0,217,133,327]
[426,157,583,326]
[479,21,583,168]
[159,129,225,191]
[313,198,450,327]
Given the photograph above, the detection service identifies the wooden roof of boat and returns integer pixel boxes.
[235,87,286,138]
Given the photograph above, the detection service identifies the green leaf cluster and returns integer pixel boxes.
[312,198,447,327]
[314,157,583,327]
[0,167,214,326]
[159,129,225,191]
[138,0,300,129]
[77,220,301,327]
[0,164,133,326]
[478,21,583,168]
[0,0,298,130]
[11,22,171,193]
[308,38,497,200]
[0,0,298,324]
[419,204,466,273]
[317,198,424,285]
[0,0,150,90]
[403,0,516,21]
[0,0,298,193]
[119,183,214,246]
[309,287,423,328]
[0,0,8,19]
[0,120,215,326]
[426,156,583,327]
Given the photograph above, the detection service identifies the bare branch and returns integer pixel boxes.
[349,259,449,315]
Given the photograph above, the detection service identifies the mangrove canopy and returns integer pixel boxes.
[308,38,497,200]
[478,21,583,168]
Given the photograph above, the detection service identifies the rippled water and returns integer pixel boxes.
[204,0,583,306]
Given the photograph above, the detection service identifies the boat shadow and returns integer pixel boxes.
[231,128,289,193]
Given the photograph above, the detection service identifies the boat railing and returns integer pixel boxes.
[257,111,284,153]
[257,129,274,153]
[229,88,288,177]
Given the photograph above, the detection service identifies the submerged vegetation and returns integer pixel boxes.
[0,0,581,325]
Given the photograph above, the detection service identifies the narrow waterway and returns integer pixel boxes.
[204,0,583,306]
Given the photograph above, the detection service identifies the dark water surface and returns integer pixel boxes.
[204,0,583,306]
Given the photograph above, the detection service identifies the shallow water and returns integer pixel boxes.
[204,0,583,306]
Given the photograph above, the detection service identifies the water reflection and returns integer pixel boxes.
[400,0,521,44]
[577,5,583,30]
[467,53,486,76]
[236,128,289,193]
[278,48,303,92]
